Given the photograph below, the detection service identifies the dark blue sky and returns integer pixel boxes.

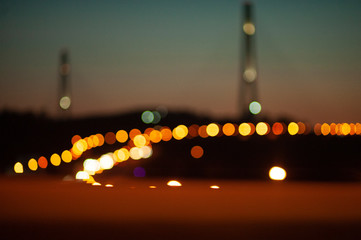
[1,0,361,123]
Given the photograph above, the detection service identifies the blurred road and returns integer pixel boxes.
[1,175,361,239]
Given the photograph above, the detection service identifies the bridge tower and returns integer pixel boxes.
[58,49,72,117]
[240,2,260,120]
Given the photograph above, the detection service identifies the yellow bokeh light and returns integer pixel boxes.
[61,150,73,163]
[321,123,330,136]
[118,148,130,161]
[14,162,23,173]
[341,123,351,136]
[116,130,128,143]
[83,158,100,174]
[173,125,188,140]
[28,158,38,171]
[222,123,236,136]
[269,166,286,181]
[96,134,104,146]
[50,153,61,166]
[134,134,147,147]
[167,180,182,187]
[288,122,299,135]
[255,122,269,136]
[243,22,255,35]
[206,123,220,137]
[239,123,251,136]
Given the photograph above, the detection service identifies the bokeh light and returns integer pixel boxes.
[243,22,255,35]
[129,129,142,140]
[198,125,208,138]
[105,132,116,145]
[141,111,154,124]
[116,130,128,143]
[59,96,71,110]
[222,123,236,136]
[256,122,269,136]
[239,123,251,136]
[191,146,204,159]
[99,154,114,170]
[133,167,146,177]
[288,122,299,135]
[152,111,161,124]
[149,130,162,143]
[249,101,261,115]
[28,158,38,171]
[160,127,172,141]
[269,166,287,181]
[206,123,219,137]
[129,147,143,160]
[134,134,147,148]
[14,162,23,173]
[50,153,61,166]
[167,180,182,187]
[61,150,73,163]
[321,123,330,136]
[173,125,188,140]
[210,185,220,189]
[75,171,90,180]
[83,159,100,174]
[38,156,48,169]
[243,68,257,83]
[272,122,285,135]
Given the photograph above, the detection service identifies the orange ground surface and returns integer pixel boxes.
[1,175,361,239]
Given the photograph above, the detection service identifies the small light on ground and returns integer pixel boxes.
[105,184,113,188]
[210,185,220,189]
[269,166,287,181]
[167,180,182,187]
[92,182,101,186]
[149,186,157,189]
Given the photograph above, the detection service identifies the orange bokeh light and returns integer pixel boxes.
[222,123,236,136]
[190,146,204,159]
[160,127,172,141]
[198,125,208,138]
[38,156,48,169]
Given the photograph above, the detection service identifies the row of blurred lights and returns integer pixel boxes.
[14,121,361,175]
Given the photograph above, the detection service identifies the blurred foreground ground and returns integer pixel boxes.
[1,175,361,239]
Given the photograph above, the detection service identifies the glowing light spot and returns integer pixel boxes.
[269,166,287,181]
[188,124,199,138]
[149,186,157,189]
[249,101,261,115]
[297,122,306,135]
[239,123,251,136]
[330,123,337,135]
[50,153,61,166]
[191,146,204,159]
[198,125,209,138]
[116,130,128,143]
[210,185,220,189]
[222,123,236,136]
[83,159,100,174]
[71,135,82,145]
[92,182,101,186]
[314,123,322,136]
[14,162,23,173]
[59,96,71,110]
[38,156,48,169]
[243,22,255,35]
[61,150,72,163]
[129,147,143,160]
[116,148,130,161]
[140,146,153,158]
[96,134,104,146]
[86,175,95,184]
[243,68,257,83]
[288,122,299,135]
[341,123,351,136]
[105,132,116,145]
[160,127,172,141]
[105,184,114,188]
[129,129,142,140]
[75,171,90,180]
[206,123,220,137]
[99,154,114,170]
[256,122,269,136]
[133,167,146,177]
[28,158,38,171]
[321,123,330,136]
[167,180,182,187]
[152,111,161,124]
[134,134,146,147]
[173,125,188,140]
[141,111,154,124]
[272,122,284,135]
[149,130,162,143]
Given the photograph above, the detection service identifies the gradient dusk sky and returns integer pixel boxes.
[1,0,361,124]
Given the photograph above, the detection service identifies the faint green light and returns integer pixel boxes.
[152,111,161,124]
[141,111,154,124]
[249,101,261,115]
